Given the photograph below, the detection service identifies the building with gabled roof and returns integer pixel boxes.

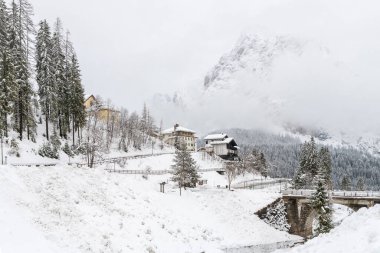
[204,133,239,160]
[161,124,197,151]
[84,94,120,123]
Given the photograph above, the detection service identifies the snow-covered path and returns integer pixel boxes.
[0,165,299,253]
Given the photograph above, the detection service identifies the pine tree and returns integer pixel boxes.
[69,53,85,146]
[259,152,268,178]
[0,0,7,50]
[9,0,36,140]
[51,18,68,138]
[317,147,333,190]
[293,137,319,189]
[171,144,199,196]
[311,181,333,235]
[36,20,54,140]
[356,178,365,191]
[0,0,15,137]
[293,168,305,190]
[341,176,351,191]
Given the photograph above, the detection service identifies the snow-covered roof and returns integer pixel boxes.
[162,126,196,134]
[209,137,234,145]
[204,133,228,140]
[85,94,94,100]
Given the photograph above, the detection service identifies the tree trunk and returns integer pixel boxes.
[26,105,30,140]
[72,115,75,146]
[58,110,62,137]
[19,92,23,141]
[3,113,7,137]
[45,104,49,140]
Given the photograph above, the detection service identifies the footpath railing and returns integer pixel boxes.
[75,152,175,167]
[11,162,57,167]
[234,178,291,189]
[105,169,170,175]
[105,167,225,175]
[282,189,380,198]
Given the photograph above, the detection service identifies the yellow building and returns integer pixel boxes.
[97,108,121,122]
[84,95,120,122]
[84,95,96,109]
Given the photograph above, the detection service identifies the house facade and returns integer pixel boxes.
[84,95,121,122]
[162,124,196,151]
[204,133,239,160]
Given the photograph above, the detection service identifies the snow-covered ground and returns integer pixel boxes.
[276,205,380,253]
[0,163,300,253]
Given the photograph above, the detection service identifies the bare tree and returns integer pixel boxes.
[118,108,129,152]
[225,161,238,190]
[84,100,104,168]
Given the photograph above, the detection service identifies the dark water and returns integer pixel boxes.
[223,239,304,253]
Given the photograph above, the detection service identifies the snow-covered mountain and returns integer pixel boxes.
[150,33,380,154]
[203,34,306,90]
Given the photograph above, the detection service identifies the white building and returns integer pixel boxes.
[204,133,239,160]
[162,124,197,151]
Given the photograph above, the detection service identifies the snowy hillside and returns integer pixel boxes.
[0,164,300,253]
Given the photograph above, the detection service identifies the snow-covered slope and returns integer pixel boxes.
[276,205,380,253]
[0,164,300,253]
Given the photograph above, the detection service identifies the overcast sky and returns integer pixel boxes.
[30,0,380,134]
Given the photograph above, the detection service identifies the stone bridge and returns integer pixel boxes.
[282,189,380,237]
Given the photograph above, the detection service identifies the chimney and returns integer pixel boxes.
[174,123,179,131]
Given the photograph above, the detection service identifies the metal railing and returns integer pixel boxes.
[10,162,57,167]
[106,167,225,175]
[75,152,175,167]
[282,189,380,198]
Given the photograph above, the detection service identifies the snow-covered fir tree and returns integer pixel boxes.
[36,19,55,140]
[311,181,333,235]
[51,18,68,138]
[356,177,365,191]
[68,53,85,146]
[293,137,332,190]
[171,144,200,196]
[340,176,351,191]
[259,152,268,178]
[10,0,36,141]
[263,199,290,232]
[317,147,333,190]
[0,0,15,138]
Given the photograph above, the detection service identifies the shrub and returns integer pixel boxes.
[38,142,59,159]
[8,138,20,156]
[50,132,61,151]
[62,142,73,157]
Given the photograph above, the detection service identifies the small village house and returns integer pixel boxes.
[84,95,121,122]
[161,124,197,151]
[204,133,239,160]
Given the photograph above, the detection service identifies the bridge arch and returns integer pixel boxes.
[304,208,317,237]
[282,189,380,237]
